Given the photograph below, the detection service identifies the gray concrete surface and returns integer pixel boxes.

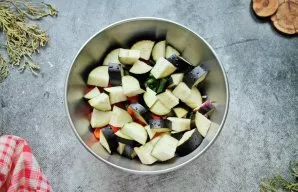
[0,0,297,191]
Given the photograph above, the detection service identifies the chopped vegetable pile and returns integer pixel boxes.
[84,40,215,165]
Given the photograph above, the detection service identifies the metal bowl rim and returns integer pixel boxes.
[64,17,230,175]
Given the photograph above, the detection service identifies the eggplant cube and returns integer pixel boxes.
[166,45,180,58]
[172,82,191,101]
[100,127,118,154]
[167,73,184,88]
[173,107,188,118]
[119,49,140,65]
[176,129,203,156]
[167,55,194,73]
[167,117,191,133]
[149,100,171,116]
[183,66,208,88]
[103,48,120,66]
[88,93,111,111]
[151,135,178,161]
[87,66,109,87]
[150,58,177,79]
[109,106,132,127]
[90,109,112,128]
[131,40,155,60]
[122,75,145,97]
[134,141,158,165]
[152,40,166,61]
[129,60,152,74]
[104,86,127,104]
[122,122,147,145]
[108,63,122,86]
[195,112,211,137]
[143,87,157,108]
[84,87,101,99]
[157,89,179,109]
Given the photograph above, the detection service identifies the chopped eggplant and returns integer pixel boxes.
[176,128,203,156]
[193,100,215,116]
[122,122,147,145]
[195,112,211,137]
[129,60,152,74]
[149,100,171,116]
[87,66,109,87]
[171,131,185,140]
[150,58,177,79]
[104,86,127,104]
[173,107,188,118]
[172,82,192,101]
[157,89,179,109]
[128,103,148,125]
[166,45,180,58]
[115,130,136,146]
[152,40,166,61]
[90,109,112,128]
[109,106,132,127]
[184,87,203,109]
[149,119,171,132]
[167,73,184,88]
[173,82,202,109]
[183,66,208,88]
[119,49,140,65]
[129,102,147,114]
[131,40,155,60]
[100,127,118,154]
[122,145,137,159]
[103,48,120,66]
[144,125,154,139]
[88,93,111,111]
[143,87,158,108]
[84,87,101,99]
[134,137,161,165]
[151,135,178,161]
[117,142,125,155]
[122,75,145,97]
[167,55,194,73]
[108,63,122,86]
[167,117,191,133]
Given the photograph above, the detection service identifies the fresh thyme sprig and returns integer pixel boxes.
[260,161,298,192]
[0,0,57,82]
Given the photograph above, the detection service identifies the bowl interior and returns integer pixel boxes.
[66,18,228,174]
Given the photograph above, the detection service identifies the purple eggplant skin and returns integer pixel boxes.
[129,103,147,115]
[108,63,122,86]
[176,129,203,157]
[101,126,119,153]
[116,135,137,146]
[167,54,194,73]
[149,119,171,129]
[171,132,185,140]
[183,66,207,88]
[198,100,215,116]
[122,145,135,159]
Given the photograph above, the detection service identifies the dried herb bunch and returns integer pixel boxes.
[260,161,298,192]
[0,0,57,82]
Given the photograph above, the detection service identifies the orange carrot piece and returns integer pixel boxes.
[110,125,120,133]
[151,114,161,120]
[93,128,101,139]
[127,106,134,116]
[127,95,139,103]
[152,132,163,139]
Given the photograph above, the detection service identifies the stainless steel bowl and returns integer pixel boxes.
[65,17,229,174]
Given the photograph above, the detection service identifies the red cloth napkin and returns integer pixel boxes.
[0,135,52,192]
